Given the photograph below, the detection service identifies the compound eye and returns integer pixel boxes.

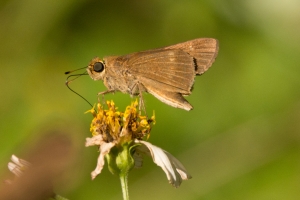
[93,62,104,72]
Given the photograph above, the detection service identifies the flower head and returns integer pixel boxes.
[86,100,191,187]
[7,155,31,183]
[86,99,154,142]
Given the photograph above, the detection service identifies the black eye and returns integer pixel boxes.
[93,62,104,72]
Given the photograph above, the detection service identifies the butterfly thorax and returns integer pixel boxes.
[103,56,144,95]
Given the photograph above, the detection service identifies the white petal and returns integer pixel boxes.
[11,155,20,165]
[11,154,30,167]
[85,134,105,147]
[8,162,23,177]
[163,151,192,180]
[135,140,191,187]
[4,180,13,185]
[91,142,115,180]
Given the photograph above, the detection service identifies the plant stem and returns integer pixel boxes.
[120,174,129,200]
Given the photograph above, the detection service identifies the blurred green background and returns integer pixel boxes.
[0,0,299,199]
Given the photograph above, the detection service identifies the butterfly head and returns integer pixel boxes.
[87,57,106,81]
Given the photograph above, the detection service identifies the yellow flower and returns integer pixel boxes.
[86,99,154,141]
[85,100,191,188]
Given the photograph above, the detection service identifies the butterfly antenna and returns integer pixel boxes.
[65,72,94,109]
[65,66,87,75]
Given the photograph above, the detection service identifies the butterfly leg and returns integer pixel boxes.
[130,82,147,116]
[137,83,147,116]
[97,90,115,105]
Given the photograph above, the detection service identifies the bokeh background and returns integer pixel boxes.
[0,0,299,199]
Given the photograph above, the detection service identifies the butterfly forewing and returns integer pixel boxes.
[162,38,219,74]
[125,49,195,93]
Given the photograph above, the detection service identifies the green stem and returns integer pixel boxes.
[120,174,129,200]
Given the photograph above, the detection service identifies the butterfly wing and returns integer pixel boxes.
[127,49,195,92]
[158,38,219,75]
[123,49,195,110]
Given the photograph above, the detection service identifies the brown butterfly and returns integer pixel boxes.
[86,38,219,111]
